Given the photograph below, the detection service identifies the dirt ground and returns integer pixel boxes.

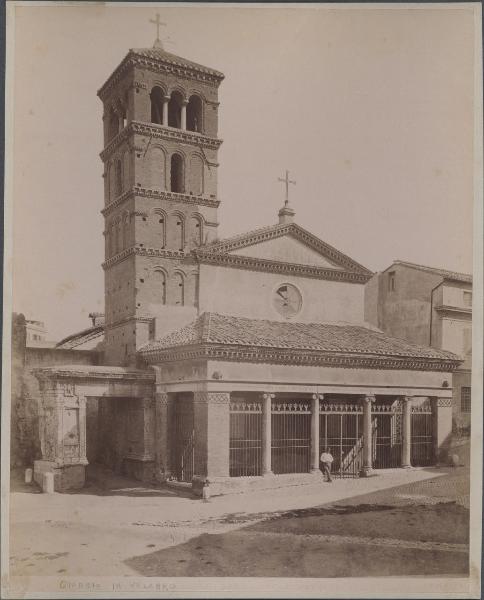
[8,465,470,579]
[126,468,469,578]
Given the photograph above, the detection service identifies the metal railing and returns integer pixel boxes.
[229,401,262,477]
[271,401,311,475]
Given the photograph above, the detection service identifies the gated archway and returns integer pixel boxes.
[172,395,195,482]
[271,400,311,474]
[372,400,402,468]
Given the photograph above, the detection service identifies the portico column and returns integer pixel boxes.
[181,99,188,130]
[262,393,274,476]
[162,95,170,125]
[193,392,230,481]
[310,394,322,473]
[401,396,413,468]
[361,395,375,477]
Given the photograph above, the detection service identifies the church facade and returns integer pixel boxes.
[33,41,461,494]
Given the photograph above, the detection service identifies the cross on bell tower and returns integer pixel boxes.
[150,13,167,49]
[277,169,296,224]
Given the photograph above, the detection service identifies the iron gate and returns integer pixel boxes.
[271,401,311,474]
[172,397,195,482]
[411,402,435,466]
[319,403,364,478]
[229,400,262,477]
[372,402,402,468]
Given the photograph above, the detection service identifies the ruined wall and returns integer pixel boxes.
[10,313,100,468]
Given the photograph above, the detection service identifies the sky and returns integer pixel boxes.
[9,3,477,341]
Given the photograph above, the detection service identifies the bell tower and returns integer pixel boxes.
[98,38,224,365]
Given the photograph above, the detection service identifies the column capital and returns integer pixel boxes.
[261,393,275,401]
[163,95,171,102]
[401,396,414,403]
[362,395,376,404]
[312,393,324,401]
[181,99,189,106]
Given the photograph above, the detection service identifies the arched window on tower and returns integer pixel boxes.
[123,213,130,249]
[154,211,166,248]
[170,154,184,193]
[173,272,185,306]
[154,269,166,305]
[108,107,119,141]
[173,214,185,252]
[168,91,183,128]
[115,160,123,196]
[190,215,203,247]
[150,87,164,125]
[186,95,203,132]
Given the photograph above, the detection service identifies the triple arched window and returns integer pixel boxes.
[150,88,204,134]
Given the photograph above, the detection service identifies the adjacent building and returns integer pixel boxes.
[365,261,472,431]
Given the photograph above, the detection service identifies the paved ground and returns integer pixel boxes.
[9,465,469,578]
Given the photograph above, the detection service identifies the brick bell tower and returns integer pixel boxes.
[98,36,224,366]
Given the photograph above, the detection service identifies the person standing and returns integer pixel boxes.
[320,447,334,482]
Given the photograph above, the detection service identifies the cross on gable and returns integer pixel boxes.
[278,170,296,206]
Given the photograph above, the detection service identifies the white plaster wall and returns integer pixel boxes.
[198,264,365,324]
[230,236,344,269]
[442,283,472,309]
[441,318,472,357]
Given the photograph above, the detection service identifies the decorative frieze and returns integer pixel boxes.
[103,246,191,270]
[140,344,461,372]
[100,120,222,161]
[193,392,231,405]
[101,187,220,218]
[436,397,453,408]
[194,252,371,284]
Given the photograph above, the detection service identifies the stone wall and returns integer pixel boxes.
[10,313,100,468]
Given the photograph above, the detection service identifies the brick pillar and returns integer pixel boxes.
[162,96,170,125]
[261,393,274,476]
[431,396,453,464]
[401,396,412,468]
[154,392,172,481]
[310,394,321,473]
[361,395,375,477]
[193,392,230,480]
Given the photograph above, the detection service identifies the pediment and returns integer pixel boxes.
[230,234,345,269]
[195,223,372,279]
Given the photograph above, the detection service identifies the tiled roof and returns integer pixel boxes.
[129,47,224,79]
[56,325,104,350]
[139,312,459,363]
[391,261,472,284]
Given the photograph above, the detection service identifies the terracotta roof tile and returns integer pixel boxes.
[139,312,459,361]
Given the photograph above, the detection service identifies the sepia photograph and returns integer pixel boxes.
[2,2,483,598]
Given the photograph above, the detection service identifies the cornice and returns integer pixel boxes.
[195,252,372,283]
[139,343,461,372]
[98,53,223,102]
[198,223,372,276]
[102,188,220,218]
[100,121,222,161]
[434,304,472,317]
[103,245,199,270]
[33,366,155,383]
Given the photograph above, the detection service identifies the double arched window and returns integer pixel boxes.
[186,95,203,132]
[150,86,164,125]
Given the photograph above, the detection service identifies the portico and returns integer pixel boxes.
[139,312,459,495]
